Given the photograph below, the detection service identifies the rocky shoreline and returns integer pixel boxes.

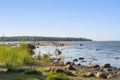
[0,43,120,80]
[46,56,120,80]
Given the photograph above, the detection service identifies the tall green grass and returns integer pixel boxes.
[0,43,31,66]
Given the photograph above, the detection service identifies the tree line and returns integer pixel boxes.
[0,36,92,42]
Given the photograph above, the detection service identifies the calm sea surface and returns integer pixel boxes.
[34,41,120,68]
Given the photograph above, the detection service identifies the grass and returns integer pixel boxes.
[0,73,40,80]
[0,43,32,66]
[46,72,71,80]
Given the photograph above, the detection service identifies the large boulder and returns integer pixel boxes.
[107,74,114,79]
[96,72,107,79]
[86,72,95,77]
[65,64,75,70]
[28,44,36,49]
[102,64,111,68]
[54,49,62,56]
[88,64,100,68]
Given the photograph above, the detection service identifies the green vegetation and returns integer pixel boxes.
[0,43,31,66]
[46,72,71,80]
[0,73,40,80]
[0,36,92,41]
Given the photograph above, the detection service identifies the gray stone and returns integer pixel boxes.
[86,72,95,77]
[88,64,100,68]
[96,72,107,79]
[79,57,85,60]
[65,64,75,70]
[107,74,113,79]
[54,49,62,56]
[102,64,111,68]
[73,59,78,62]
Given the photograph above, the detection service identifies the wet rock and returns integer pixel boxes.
[80,44,83,46]
[96,49,99,51]
[76,63,81,67]
[115,57,120,59]
[96,72,107,79]
[81,60,87,63]
[86,72,95,77]
[54,49,62,56]
[79,57,85,60]
[102,63,111,68]
[73,59,78,62]
[88,64,100,68]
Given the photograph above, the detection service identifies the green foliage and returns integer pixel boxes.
[46,72,71,80]
[0,43,31,66]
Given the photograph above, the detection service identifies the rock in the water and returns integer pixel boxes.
[96,49,99,51]
[73,59,78,62]
[88,64,100,68]
[54,49,62,56]
[79,57,85,60]
[102,64,111,68]
[80,44,83,46]
[96,72,107,79]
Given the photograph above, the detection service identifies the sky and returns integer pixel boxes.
[0,0,120,41]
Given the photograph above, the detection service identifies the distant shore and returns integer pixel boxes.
[31,41,72,46]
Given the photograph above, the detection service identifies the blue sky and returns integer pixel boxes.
[0,0,120,41]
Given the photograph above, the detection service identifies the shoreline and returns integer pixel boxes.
[31,41,72,46]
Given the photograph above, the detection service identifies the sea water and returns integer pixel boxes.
[34,41,120,67]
